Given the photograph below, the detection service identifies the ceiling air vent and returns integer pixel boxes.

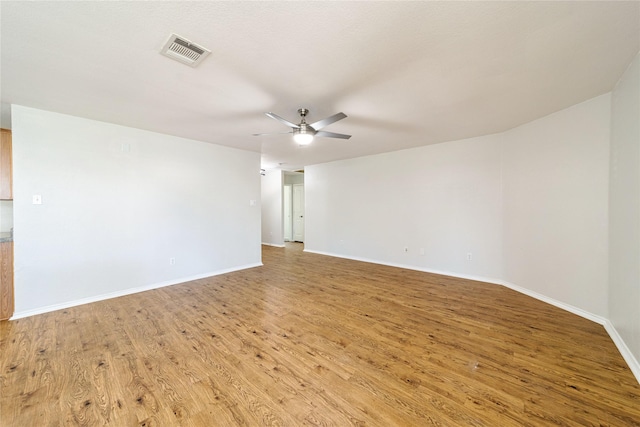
[160,34,211,67]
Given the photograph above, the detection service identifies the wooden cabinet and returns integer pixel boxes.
[0,129,12,200]
[0,128,12,320]
[0,242,13,320]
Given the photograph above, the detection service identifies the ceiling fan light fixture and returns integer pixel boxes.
[293,129,314,145]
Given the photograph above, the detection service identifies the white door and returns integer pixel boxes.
[292,184,304,242]
[283,185,292,241]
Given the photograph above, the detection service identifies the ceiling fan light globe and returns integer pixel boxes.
[293,132,314,145]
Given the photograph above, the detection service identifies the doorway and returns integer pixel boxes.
[292,183,304,242]
[282,171,304,243]
[283,185,292,241]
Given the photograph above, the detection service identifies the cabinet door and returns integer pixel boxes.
[0,242,13,321]
[0,129,12,200]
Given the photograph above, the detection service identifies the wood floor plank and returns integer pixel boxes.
[1,243,640,426]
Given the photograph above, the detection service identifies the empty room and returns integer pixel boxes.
[1,1,639,426]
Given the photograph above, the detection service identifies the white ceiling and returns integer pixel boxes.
[1,1,638,171]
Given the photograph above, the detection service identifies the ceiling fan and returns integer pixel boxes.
[254,108,351,145]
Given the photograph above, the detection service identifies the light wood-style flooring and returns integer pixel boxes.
[2,243,639,426]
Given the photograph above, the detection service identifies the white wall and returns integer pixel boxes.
[502,94,611,317]
[306,94,610,317]
[306,134,504,281]
[261,169,284,247]
[11,105,262,317]
[609,53,640,364]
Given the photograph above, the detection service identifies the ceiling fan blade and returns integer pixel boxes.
[265,112,300,129]
[252,131,293,136]
[309,112,347,130]
[315,131,352,140]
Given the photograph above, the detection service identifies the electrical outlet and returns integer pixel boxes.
[466,253,473,261]
[404,247,409,253]
[170,257,176,265]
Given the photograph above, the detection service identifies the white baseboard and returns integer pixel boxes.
[262,242,285,248]
[303,248,640,384]
[303,249,504,286]
[11,262,263,320]
[603,320,640,383]
[497,279,607,325]
[496,279,640,382]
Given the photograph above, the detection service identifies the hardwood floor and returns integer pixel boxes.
[1,243,639,426]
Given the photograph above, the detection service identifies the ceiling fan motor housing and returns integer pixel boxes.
[297,123,315,134]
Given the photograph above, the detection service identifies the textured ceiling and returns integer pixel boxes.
[1,1,638,171]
